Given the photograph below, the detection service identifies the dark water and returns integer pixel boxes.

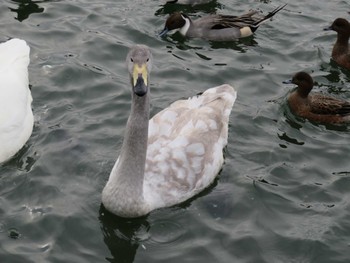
[1,0,350,262]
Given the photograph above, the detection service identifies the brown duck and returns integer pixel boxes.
[324,18,350,70]
[283,72,350,124]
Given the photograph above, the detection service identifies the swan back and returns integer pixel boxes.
[144,84,236,210]
[0,39,33,163]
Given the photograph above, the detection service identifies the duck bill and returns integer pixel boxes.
[323,25,333,31]
[132,63,148,97]
[159,27,169,37]
[282,79,293,84]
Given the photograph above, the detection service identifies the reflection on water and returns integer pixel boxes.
[9,0,45,22]
[2,0,350,262]
[98,181,215,262]
[99,205,149,263]
[209,37,258,51]
[161,33,257,53]
[154,0,222,16]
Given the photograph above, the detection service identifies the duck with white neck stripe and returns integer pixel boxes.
[159,4,287,41]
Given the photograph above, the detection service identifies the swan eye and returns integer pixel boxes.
[130,58,134,62]
[146,58,149,62]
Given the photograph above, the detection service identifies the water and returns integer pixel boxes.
[1,0,350,262]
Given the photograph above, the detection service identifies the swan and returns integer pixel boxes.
[102,45,237,218]
[0,38,33,163]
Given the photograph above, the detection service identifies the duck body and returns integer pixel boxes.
[284,72,350,124]
[325,18,350,70]
[159,4,286,41]
[0,39,33,163]
[102,45,237,218]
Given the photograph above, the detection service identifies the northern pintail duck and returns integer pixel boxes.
[283,72,350,124]
[164,0,212,5]
[102,45,237,217]
[324,18,350,70]
[159,4,287,41]
[0,38,33,163]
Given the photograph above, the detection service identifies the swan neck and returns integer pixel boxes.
[119,92,150,182]
[102,88,151,217]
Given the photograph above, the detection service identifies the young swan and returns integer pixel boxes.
[0,39,33,163]
[102,45,237,217]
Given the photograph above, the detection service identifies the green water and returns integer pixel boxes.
[1,0,350,262]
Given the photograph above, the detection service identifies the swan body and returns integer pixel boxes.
[0,39,33,163]
[102,45,237,217]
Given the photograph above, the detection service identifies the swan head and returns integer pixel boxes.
[126,45,153,97]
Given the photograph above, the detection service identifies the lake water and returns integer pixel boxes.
[1,0,350,262]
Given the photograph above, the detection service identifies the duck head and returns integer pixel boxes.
[159,13,190,37]
[324,18,350,36]
[283,72,314,98]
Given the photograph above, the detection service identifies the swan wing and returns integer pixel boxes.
[144,84,236,209]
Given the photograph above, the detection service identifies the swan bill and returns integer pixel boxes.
[134,75,148,97]
[132,63,148,97]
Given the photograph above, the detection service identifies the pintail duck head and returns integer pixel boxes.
[159,13,191,37]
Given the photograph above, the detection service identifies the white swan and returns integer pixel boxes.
[0,39,33,163]
[102,45,237,217]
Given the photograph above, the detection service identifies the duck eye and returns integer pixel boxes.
[130,58,134,62]
[146,58,149,62]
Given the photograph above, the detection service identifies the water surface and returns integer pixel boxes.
[1,0,350,262]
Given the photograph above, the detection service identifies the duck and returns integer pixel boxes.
[0,38,33,163]
[324,18,350,70]
[159,4,287,41]
[164,0,213,5]
[283,72,350,124]
[102,45,237,218]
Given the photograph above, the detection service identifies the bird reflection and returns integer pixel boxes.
[99,205,150,263]
[9,0,45,22]
[155,0,221,16]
